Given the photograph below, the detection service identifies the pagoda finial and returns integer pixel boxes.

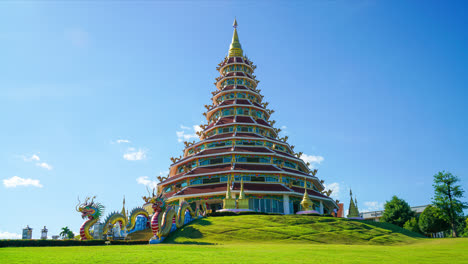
[300,187,313,211]
[225,177,232,199]
[228,19,243,57]
[239,178,246,199]
[121,196,127,219]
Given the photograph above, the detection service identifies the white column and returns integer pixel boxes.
[319,201,324,214]
[283,194,290,215]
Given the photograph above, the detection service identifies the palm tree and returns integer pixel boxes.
[60,226,71,239]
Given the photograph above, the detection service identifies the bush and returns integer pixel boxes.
[419,205,450,234]
[381,196,414,227]
[356,220,425,238]
[0,239,106,248]
[0,239,152,248]
[109,240,149,245]
[206,211,281,217]
[403,217,422,234]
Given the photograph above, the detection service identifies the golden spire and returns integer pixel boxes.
[225,177,232,199]
[300,187,313,211]
[121,196,127,219]
[239,178,246,199]
[228,18,243,57]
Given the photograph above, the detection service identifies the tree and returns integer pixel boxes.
[403,217,421,234]
[464,217,468,237]
[418,205,449,235]
[59,227,74,240]
[67,230,75,239]
[381,196,414,227]
[432,171,468,237]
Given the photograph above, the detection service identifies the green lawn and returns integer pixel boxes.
[1,238,467,264]
[3,215,465,263]
[165,215,425,245]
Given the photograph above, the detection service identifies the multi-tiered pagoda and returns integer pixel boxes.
[153,20,337,215]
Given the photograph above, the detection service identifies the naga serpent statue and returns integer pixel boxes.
[76,196,105,240]
[145,192,207,241]
[76,196,149,240]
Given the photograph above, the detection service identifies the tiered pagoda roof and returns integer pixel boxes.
[158,20,336,211]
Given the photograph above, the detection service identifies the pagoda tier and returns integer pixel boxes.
[156,20,337,215]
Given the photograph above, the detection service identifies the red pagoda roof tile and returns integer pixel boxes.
[174,183,227,196]
[216,117,234,125]
[186,164,232,175]
[236,99,251,105]
[232,182,291,192]
[233,146,274,153]
[236,85,248,90]
[236,57,243,63]
[206,133,234,140]
[255,119,270,126]
[281,167,310,177]
[290,187,329,199]
[196,147,233,156]
[228,57,235,63]
[272,149,295,158]
[234,163,281,172]
[163,190,177,198]
[206,122,215,129]
[252,102,262,108]
[235,116,255,123]
[236,133,263,138]
[222,85,235,91]
[219,100,235,106]
[160,172,186,184]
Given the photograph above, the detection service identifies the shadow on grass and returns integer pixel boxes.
[193,218,212,226]
[168,241,216,245]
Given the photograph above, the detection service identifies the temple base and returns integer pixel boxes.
[149,236,166,244]
[217,209,253,213]
[296,210,320,215]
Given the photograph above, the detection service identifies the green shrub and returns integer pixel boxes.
[206,211,281,217]
[0,239,106,248]
[109,240,148,245]
[381,196,414,227]
[403,217,422,234]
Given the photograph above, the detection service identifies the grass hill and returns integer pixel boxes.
[162,215,425,245]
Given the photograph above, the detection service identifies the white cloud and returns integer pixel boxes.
[323,182,340,199]
[136,176,158,189]
[0,231,21,239]
[176,125,201,142]
[23,154,40,162]
[361,201,384,212]
[193,125,202,133]
[116,139,130,144]
[302,154,324,169]
[36,162,53,170]
[3,176,43,188]
[123,148,146,161]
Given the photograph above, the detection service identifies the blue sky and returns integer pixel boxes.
[1,1,467,239]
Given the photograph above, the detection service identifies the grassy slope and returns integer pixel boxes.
[1,239,467,264]
[164,215,424,245]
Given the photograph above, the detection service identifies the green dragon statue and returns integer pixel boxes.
[76,196,149,240]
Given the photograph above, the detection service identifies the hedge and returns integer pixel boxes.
[206,211,282,217]
[0,239,150,248]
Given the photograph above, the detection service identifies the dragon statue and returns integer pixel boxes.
[145,192,207,242]
[76,196,150,240]
[76,196,105,240]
